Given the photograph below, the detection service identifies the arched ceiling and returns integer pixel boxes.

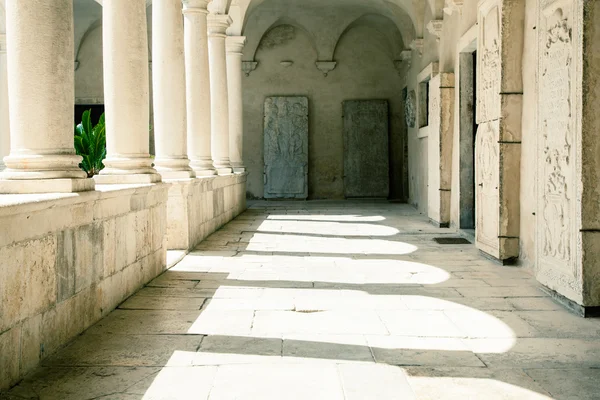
[235,0,423,37]
[239,0,418,62]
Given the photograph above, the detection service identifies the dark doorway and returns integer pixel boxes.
[74,104,104,127]
[458,50,478,230]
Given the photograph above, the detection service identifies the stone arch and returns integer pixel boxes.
[241,0,419,57]
[332,14,405,62]
[244,16,318,61]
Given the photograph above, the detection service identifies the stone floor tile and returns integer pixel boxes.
[208,364,345,400]
[456,286,545,298]
[377,310,464,337]
[444,310,541,338]
[514,310,600,338]
[146,276,199,288]
[8,201,600,399]
[465,338,600,368]
[366,335,485,367]
[282,334,373,363]
[125,366,217,399]
[404,367,553,400]
[523,368,600,400]
[251,310,389,335]
[135,287,213,298]
[5,367,159,400]
[338,364,416,399]
[507,297,564,311]
[187,310,255,336]
[294,293,407,311]
[191,335,283,366]
[85,310,203,335]
[401,296,516,311]
[43,334,201,367]
[119,296,206,311]
[200,297,295,311]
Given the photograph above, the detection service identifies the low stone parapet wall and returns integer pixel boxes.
[0,184,169,390]
[165,173,247,251]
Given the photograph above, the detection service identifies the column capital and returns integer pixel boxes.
[182,0,209,13]
[226,36,246,54]
[207,14,232,36]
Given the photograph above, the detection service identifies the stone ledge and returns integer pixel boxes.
[0,184,169,390]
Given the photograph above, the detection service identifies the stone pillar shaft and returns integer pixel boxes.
[0,35,8,172]
[0,0,93,193]
[152,0,194,179]
[226,36,246,173]
[97,0,160,184]
[208,14,233,175]
[183,0,216,176]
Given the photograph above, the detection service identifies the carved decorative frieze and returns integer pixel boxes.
[405,90,416,128]
[394,51,412,76]
[426,20,444,41]
[315,61,337,77]
[242,60,258,76]
[409,39,424,56]
[477,3,501,123]
[444,0,465,15]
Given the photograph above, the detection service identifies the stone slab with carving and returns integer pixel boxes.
[343,100,389,198]
[405,90,416,128]
[263,96,309,199]
[535,0,600,309]
[474,0,524,262]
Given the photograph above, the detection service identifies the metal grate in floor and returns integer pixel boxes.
[433,237,472,245]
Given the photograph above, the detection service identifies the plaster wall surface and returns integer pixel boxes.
[242,23,407,200]
[0,184,169,390]
[166,174,247,251]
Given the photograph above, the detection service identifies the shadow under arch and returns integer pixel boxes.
[332,13,406,63]
[245,15,319,63]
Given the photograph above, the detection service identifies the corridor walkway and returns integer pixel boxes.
[4,201,600,399]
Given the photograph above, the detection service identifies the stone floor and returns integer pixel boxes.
[4,201,600,400]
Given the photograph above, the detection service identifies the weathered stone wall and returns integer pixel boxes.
[0,184,168,390]
[166,174,247,251]
[242,22,408,200]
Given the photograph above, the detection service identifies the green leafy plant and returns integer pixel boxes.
[74,109,106,177]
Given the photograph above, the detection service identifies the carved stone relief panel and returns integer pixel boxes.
[405,90,416,128]
[536,0,582,301]
[476,0,501,123]
[475,121,500,256]
[343,100,389,198]
[473,0,524,262]
[263,97,309,199]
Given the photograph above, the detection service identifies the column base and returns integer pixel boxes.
[233,166,246,174]
[216,167,233,175]
[0,178,95,194]
[158,170,196,180]
[190,159,217,176]
[94,173,162,184]
[192,168,217,177]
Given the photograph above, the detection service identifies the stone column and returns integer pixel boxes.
[183,0,216,176]
[0,0,93,193]
[226,36,246,173]
[0,34,9,172]
[152,0,194,179]
[207,14,233,175]
[97,0,160,184]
